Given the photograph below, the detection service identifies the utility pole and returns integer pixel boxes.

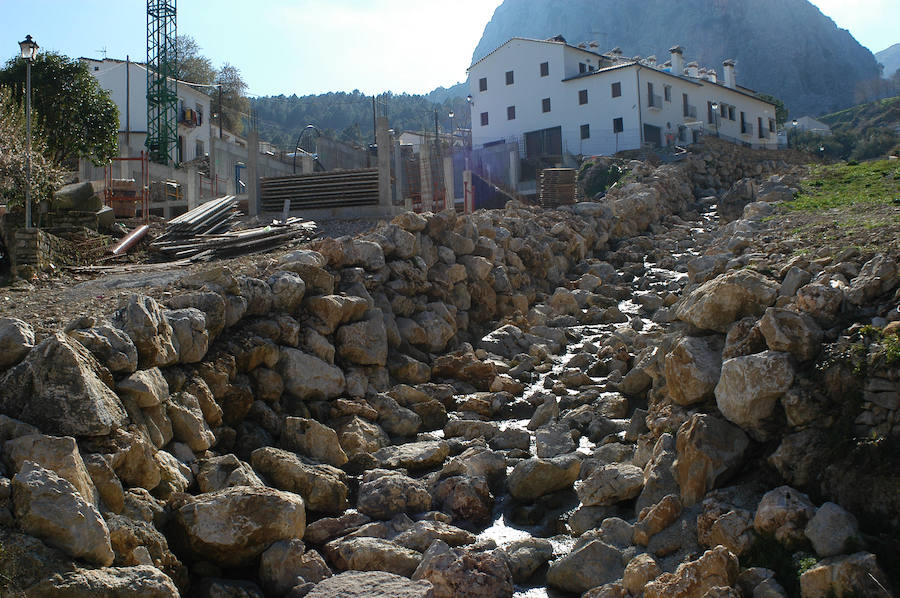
[218,84,223,139]
[372,95,377,146]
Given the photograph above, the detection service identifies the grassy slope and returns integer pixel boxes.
[818,96,900,134]
[788,160,900,212]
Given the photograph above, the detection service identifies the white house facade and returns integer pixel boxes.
[467,37,779,157]
[81,57,212,164]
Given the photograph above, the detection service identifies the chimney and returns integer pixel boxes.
[686,61,699,78]
[669,45,684,75]
[723,59,736,89]
[646,55,657,66]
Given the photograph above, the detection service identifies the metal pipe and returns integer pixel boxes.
[111,224,150,255]
[25,58,32,228]
[126,55,130,146]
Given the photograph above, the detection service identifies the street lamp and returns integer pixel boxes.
[19,34,38,228]
[448,111,455,145]
[711,101,720,138]
[789,119,798,149]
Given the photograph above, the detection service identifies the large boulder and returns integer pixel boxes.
[758,308,822,362]
[415,547,514,598]
[676,270,777,333]
[643,545,739,598]
[250,447,349,514]
[325,536,421,577]
[53,181,102,211]
[67,318,139,374]
[675,414,749,505]
[804,502,861,558]
[577,463,645,506]
[117,368,169,407]
[0,333,128,437]
[12,461,114,566]
[0,317,34,369]
[4,433,99,506]
[277,348,346,400]
[799,552,891,598]
[373,441,450,471]
[165,307,209,364]
[753,486,815,550]
[25,565,179,598]
[336,313,388,366]
[665,336,723,405]
[546,540,625,594]
[173,486,306,566]
[507,456,581,501]
[357,472,431,519]
[845,254,898,305]
[306,571,434,598]
[715,351,794,433]
[259,539,331,595]
[114,295,178,368]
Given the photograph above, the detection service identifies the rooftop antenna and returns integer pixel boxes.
[96,46,108,59]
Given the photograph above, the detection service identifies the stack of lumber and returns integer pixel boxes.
[539,168,580,208]
[150,196,317,260]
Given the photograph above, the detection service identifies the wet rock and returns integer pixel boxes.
[174,485,306,566]
[675,414,749,506]
[715,351,794,434]
[508,455,581,501]
[804,502,862,558]
[753,486,816,550]
[499,538,554,583]
[357,472,431,519]
[535,422,576,458]
[250,447,348,514]
[282,417,348,467]
[799,552,890,598]
[546,540,625,594]
[577,463,644,506]
[676,270,777,333]
[325,536,421,577]
[306,570,433,598]
[12,461,114,566]
[758,307,823,362]
[0,317,35,369]
[278,348,346,400]
[665,336,723,405]
[643,545,739,598]
[393,520,476,553]
[0,333,128,437]
[415,547,513,598]
[25,565,179,598]
[432,475,493,526]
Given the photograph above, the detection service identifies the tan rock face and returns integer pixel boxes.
[643,545,740,598]
[799,552,890,598]
[4,433,99,507]
[25,565,179,598]
[306,571,434,598]
[174,485,306,566]
[623,553,662,595]
[282,417,348,467]
[416,549,514,598]
[507,456,581,501]
[546,540,626,594]
[697,500,755,556]
[796,283,843,320]
[336,315,388,366]
[665,336,723,405]
[676,270,777,333]
[577,463,645,507]
[12,461,114,566]
[675,414,749,506]
[758,308,823,362]
[277,347,346,400]
[0,317,35,369]
[250,447,348,514]
[114,294,178,368]
[324,536,422,577]
[754,486,816,550]
[633,494,683,546]
[714,351,795,434]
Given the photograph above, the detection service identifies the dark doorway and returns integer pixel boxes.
[643,124,662,147]
[525,126,562,158]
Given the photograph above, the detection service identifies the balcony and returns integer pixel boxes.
[648,94,662,110]
[741,123,754,136]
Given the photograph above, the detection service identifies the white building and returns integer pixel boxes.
[467,37,779,157]
[81,57,212,164]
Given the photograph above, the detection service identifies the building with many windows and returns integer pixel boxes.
[467,37,779,157]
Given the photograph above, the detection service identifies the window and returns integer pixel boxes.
[579,89,588,105]
[758,117,765,138]
[479,77,487,92]
[664,85,672,102]
[707,101,716,124]
[542,98,551,113]
[769,118,776,133]
[728,106,736,121]
[720,104,727,118]
[613,117,624,133]
[579,63,587,74]
[507,106,516,120]
[196,139,205,159]
[505,70,514,85]
[480,112,489,126]
[580,124,590,139]
[611,82,622,97]
[540,62,549,77]
[683,93,690,117]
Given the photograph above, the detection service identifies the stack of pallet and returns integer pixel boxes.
[539,168,580,208]
[150,196,317,260]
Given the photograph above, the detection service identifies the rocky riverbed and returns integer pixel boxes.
[0,143,898,598]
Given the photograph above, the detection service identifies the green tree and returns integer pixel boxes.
[756,92,788,126]
[0,52,118,166]
[176,35,216,85]
[215,63,250,135]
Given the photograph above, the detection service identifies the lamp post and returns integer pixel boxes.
[19,35,38,228]
[790,119,798,149]
[448,111,454,145]
[711,101,720,138]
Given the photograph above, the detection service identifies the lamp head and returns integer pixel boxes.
[19,35,38,61]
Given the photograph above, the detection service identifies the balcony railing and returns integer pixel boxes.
[648,94,662,109]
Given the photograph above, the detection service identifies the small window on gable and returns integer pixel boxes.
[613,117,624,133]
[505,70,514,85]
[611,82,622,97]
[579,89,588,105]
[542,98,551,113]
[580,124,590,139]
[728,106,735,121]
[540,62,549,77]
[480,112,489,126]
[664,85,672,102]
[507,106,516,120]
[479,77,487,92]
[579,63,587,74]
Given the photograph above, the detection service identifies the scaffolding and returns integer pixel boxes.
[146,0,177,165]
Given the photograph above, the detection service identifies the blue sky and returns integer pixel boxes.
[0,0,897,97]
